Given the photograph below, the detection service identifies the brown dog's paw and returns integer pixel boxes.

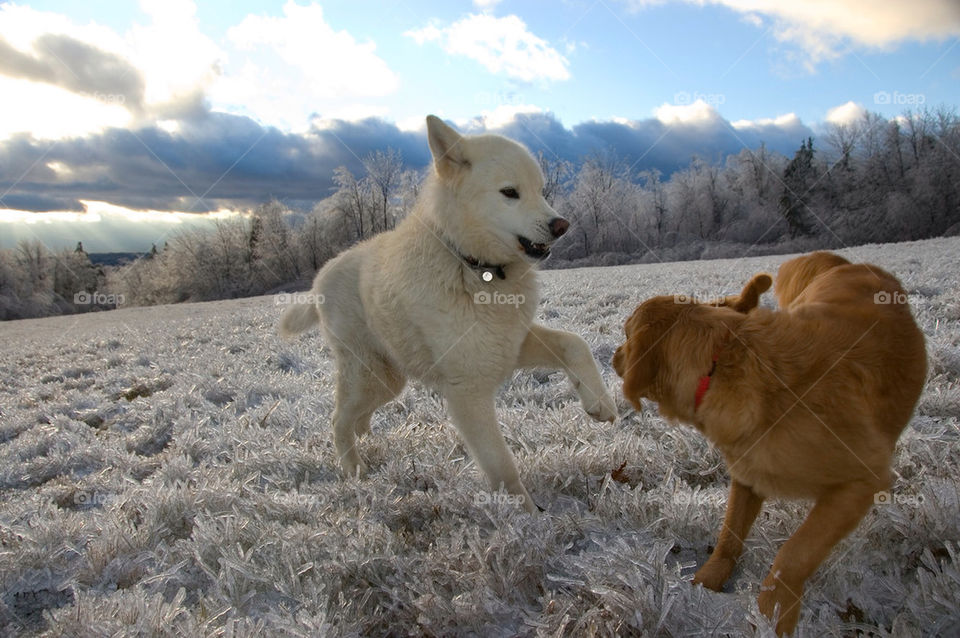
[758,575,803,636]
[693,556,736,591]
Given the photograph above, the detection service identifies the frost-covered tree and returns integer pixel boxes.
[252,200,301,287]
[52,247,100,306]
[559,152,640,257]
[333,166,374,241]
[15,240,49,293]
[298,201,353,274]
[538,152,573,207]
[363,148,404,233]
[721,146,787,244]
[638,169,669,248]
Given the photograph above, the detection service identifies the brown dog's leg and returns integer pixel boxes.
[694,480,764,590]
[758,483,874,635]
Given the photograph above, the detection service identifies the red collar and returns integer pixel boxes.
[694,353,720,410]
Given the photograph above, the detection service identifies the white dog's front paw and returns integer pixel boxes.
[340,454,367,479]
[584,389,617,422]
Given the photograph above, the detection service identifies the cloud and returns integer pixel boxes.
[728,112,810,150]
[226,2,398,98]
[214,1,399,131]
[0,193,86,213]
[654,100,724,126]
[825,101,867,126]
[471,104,546,129]
[473,0,504,10]
[731,113,802,130]
[405,14,570,82]
[0,34,145,111]
[0,1,222,138]
[0,112,432,217]
[620,0,960,68]
[0,76,134,139]
[127,0,223,109]
[0,1,403,139]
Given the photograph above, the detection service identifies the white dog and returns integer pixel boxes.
[280,115,617,512]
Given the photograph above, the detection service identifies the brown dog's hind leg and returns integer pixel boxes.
[758,483,874,635]
[694,480,764,591]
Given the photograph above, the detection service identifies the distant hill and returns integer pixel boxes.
[88,252,151,267]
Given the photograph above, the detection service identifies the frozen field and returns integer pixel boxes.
[1,238,958,637]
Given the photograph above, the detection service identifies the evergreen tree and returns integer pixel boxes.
[779,137,817,238]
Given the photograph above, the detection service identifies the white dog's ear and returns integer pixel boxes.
[426,115,469,180]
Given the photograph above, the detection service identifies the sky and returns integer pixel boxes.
[1,0,958,252]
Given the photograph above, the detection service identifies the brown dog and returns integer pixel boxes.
[612,252,927,635]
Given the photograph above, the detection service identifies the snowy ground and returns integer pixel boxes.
[1,238,958,637]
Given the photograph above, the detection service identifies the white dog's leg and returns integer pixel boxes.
[517,324,617,422]
[444,389,537,513]
[331,353,405,477]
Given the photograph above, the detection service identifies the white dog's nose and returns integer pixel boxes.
[549,217,569,238]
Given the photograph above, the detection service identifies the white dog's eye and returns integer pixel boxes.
[499,187,519,199]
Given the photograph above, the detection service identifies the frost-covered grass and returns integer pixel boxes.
[1,238,958,637]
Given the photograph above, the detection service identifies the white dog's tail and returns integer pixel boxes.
[279,302,320,338]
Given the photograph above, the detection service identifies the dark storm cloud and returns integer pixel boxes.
[0,112,431,213]
[0,34,145,111]
[488,111,813,172]
[0,109,811,215]
[0,193,85,212]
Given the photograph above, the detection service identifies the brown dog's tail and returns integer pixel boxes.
[714,273,772,314]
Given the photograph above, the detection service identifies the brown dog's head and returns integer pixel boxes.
[612,273,771,417]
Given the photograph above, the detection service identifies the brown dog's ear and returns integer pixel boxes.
[716,273,772,313]
[426,115,469,180]
[613,324,661,410]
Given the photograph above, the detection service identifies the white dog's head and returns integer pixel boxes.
[423,115,568,266]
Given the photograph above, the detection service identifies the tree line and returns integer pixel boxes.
[1,107,957,320]
[551,106,959,265]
